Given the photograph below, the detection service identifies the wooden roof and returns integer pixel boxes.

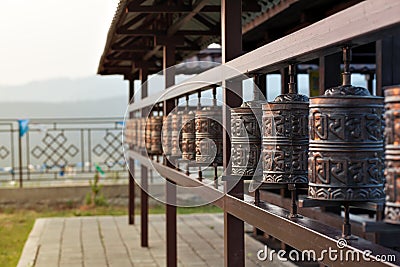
[98,0,363,78]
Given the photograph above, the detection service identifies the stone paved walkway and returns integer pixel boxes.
[18,214,295,267]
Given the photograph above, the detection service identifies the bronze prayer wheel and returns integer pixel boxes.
[231,101,263,177]
[182,111,196,161]
[131,119,137,149]
[139,117,146,150]
[384,85,400,224]
[308,87,385,201]
[162,115,172,156]
[145,118,152,152]
[171,111,183,157]
[195,106,223,165]
[262,94,309,184]
[150,116,163,155]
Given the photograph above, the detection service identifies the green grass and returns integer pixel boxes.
[0,204,221,267]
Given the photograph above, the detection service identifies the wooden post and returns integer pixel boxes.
[128,79,135,225]
[140,69,149,247]
[376,36,400,96]
[221,1,244,266]
[319,52,342,96]
[163,43,177,267]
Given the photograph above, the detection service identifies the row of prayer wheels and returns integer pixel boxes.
[125,47,400,225]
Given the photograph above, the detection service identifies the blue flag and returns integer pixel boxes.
[18,119,29,137]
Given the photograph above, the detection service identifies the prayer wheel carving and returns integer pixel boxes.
[231,101,263,177]
[182,111,196,161]
[384,85,400,223]
[308,47,385,201]
[195,106,223,165]
[140,117,146,150]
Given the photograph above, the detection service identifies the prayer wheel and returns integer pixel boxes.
[171,111,183,157]
[195,106,223,165]
[231,101,263,177]
[149,116,163,155]
[139,117,146,150]
[182,111,196,161]
[262,65,309,184]
[308,47,385,201]
[162,115,172,156]
[145,118,152,152]
[384,85,400,224]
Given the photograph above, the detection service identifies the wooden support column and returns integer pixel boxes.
[280,67,289,94]
[128,78,135,225]
[319,52,341,96]
[376,36,400,96]
[163,43,177,267]
[254,73,267,100]
[140,68,149,247]
[221,1,244,267]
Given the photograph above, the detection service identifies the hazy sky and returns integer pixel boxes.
[0,0,120,86]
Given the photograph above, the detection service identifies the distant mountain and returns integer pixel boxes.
[0,76,129,103]
[0,97,129,119]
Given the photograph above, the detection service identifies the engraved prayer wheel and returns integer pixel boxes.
[262,92,309,183]
[162,115,172,156]
[231,101,263,177]
[140,117,146,149]
[171,111,183,157]
[384,85,400,224]
[145,118,152,152]
[308,48,385,202]
[182,111,196,161]
[150,116,163,155]
[195,106,223,165]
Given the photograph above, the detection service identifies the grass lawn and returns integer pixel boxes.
[0,204,222,267]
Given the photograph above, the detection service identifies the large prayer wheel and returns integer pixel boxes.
[308,48,384,201]
[384,85,400,224]
[182,111,196,161]
[195,106,223,165]
[231,101,263,177]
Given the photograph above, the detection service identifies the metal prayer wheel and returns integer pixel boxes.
[145,118,152,152]
[171,111,183,157]
[308,47,385,202]
[182,111,196,161]
[231,101,263,177]
[262,66,309,184]
[162,115,172,156]
[149,116,163,155]
[195,106,223,165]
[140,117,146,149]
[384,85,400,224]
[125,119,133,146]
[131,119,137,148]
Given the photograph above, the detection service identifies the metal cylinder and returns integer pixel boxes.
[308,86,385,201]
[182,111,196,161]
[231,101,263,177]
[140,117,146,149]
[195,106,223,165]
[262,94,309,183]
[145,118,151,152]
[171,111,183,157]
[131,119,137,149]
[150,116,163,155]
[384,85,400,223]
[162,115,172,156]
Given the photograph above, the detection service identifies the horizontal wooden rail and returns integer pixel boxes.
[128,150,400,267]
[129,0,400,113]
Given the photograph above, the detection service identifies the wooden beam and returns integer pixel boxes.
[167,0,210,36]
[127,3,259,13]
[154,36,184,46]
[116,29,220,36]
